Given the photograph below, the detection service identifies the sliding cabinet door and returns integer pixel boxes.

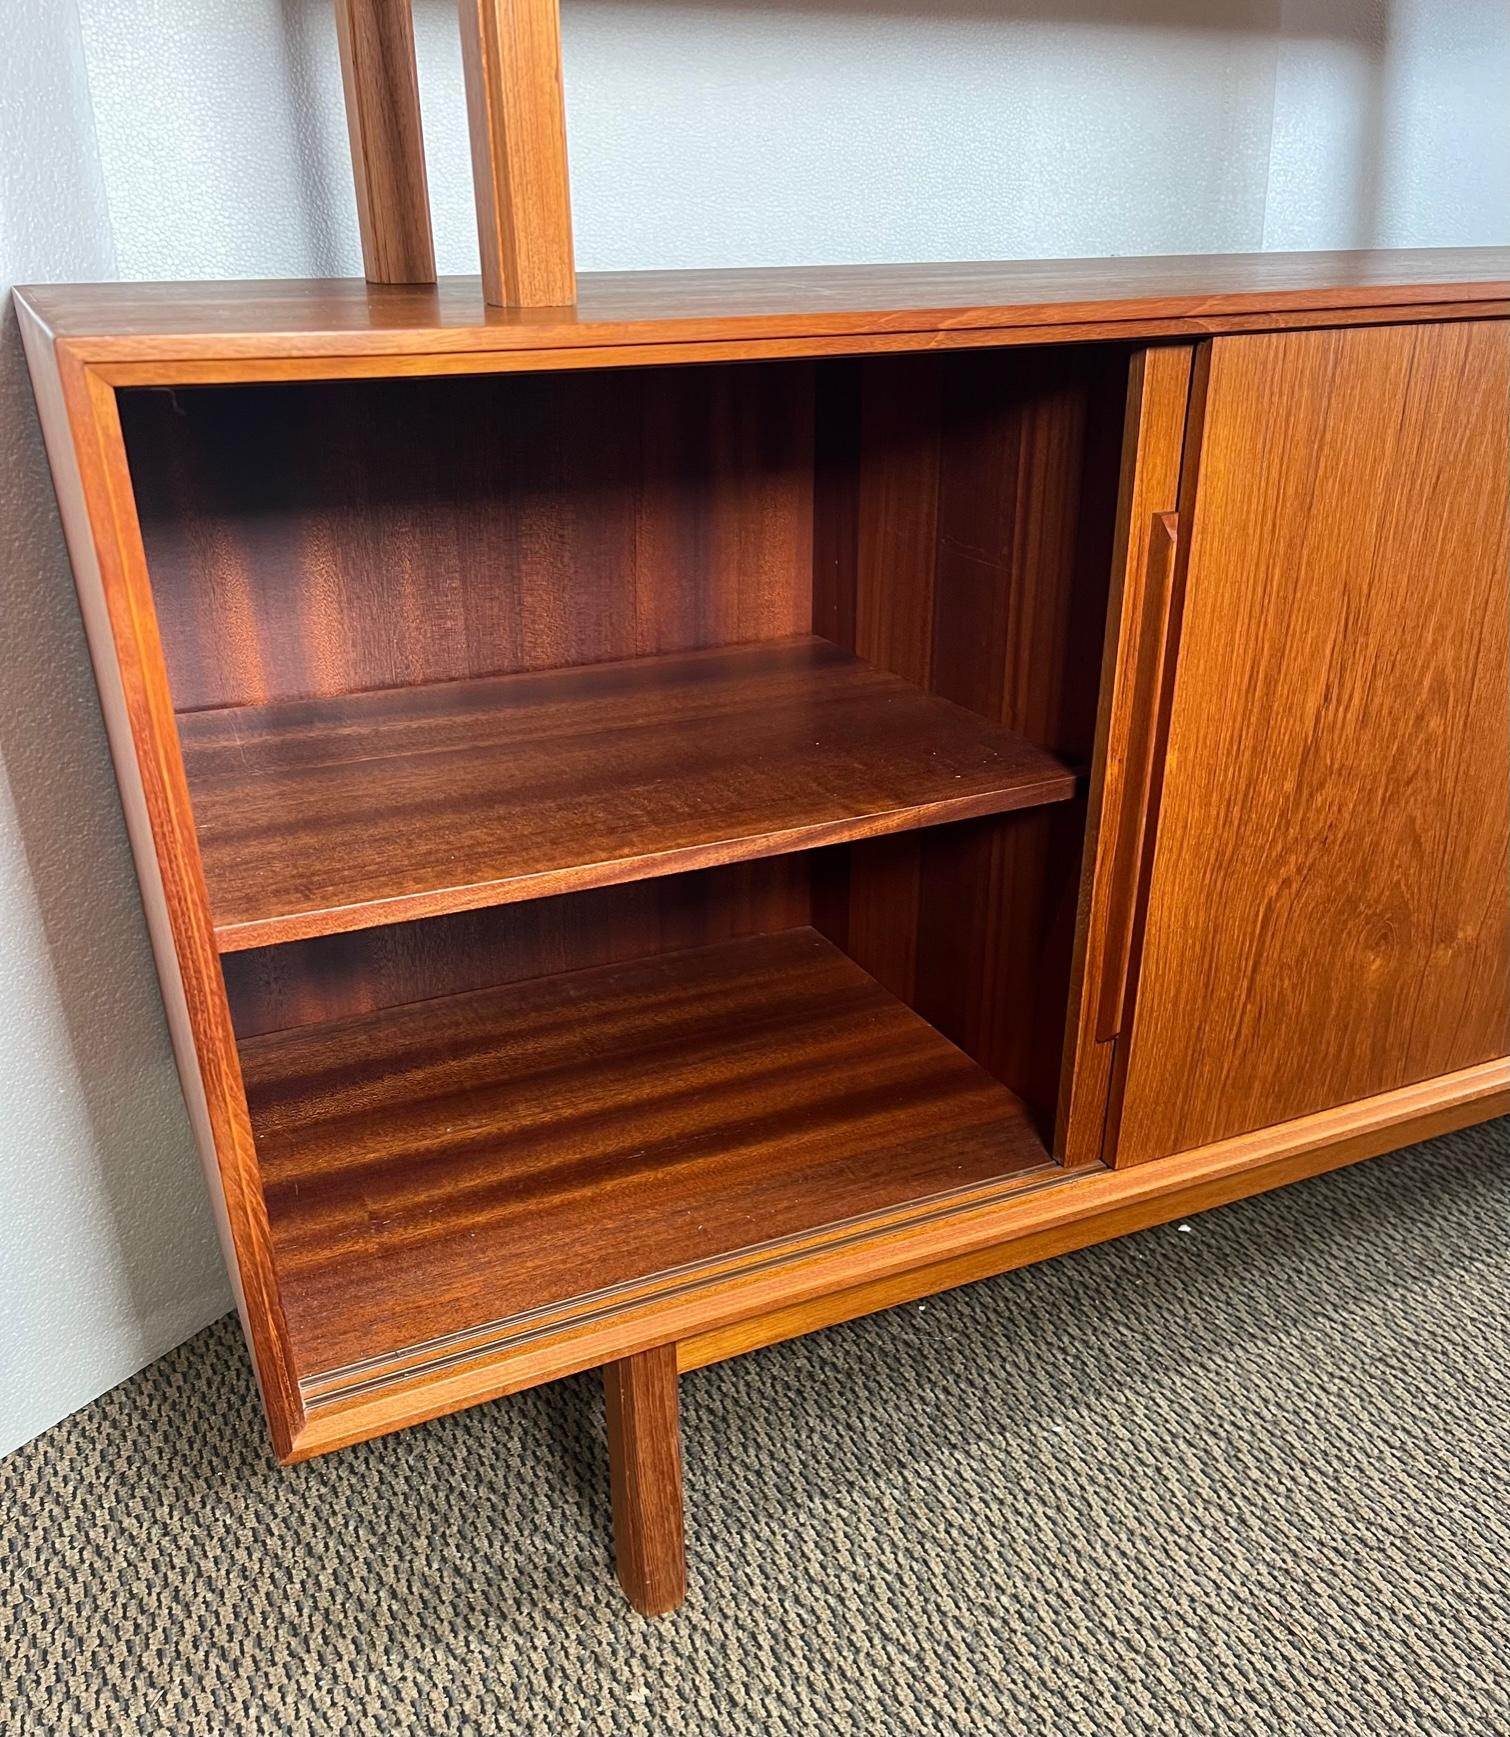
[1114,320,1509,1166]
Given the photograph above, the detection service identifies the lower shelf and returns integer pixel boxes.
[240,927,1057,1395]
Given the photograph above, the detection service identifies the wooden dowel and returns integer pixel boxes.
[458,0,576,307]
[604,1345,687,1616]
[333,0,437,284]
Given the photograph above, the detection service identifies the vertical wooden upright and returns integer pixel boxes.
[604,1346,687,1616]
[1057,344,1195,1165]
[458,0,576,306]
[332,0,437,284]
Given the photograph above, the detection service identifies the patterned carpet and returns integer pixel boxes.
[3,1122,1508,1737]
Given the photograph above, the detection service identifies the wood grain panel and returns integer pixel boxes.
[241,928,1053,1381]
[18,249,1508,366]
[332,0,435,285]
[814,346,1128,1129]
[222,856,811,1037]
[181,636,1073,950]
[118,363,813,711]
[1117,320,1510,1164]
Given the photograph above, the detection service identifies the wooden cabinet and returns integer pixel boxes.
[1113,321,1510,1166]
[16,252,1510,1614]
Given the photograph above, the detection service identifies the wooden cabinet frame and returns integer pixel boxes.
[17,251,1510,1613]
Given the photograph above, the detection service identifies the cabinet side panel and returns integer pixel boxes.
[1118,320,1510,1165]
[117,364,814,712]
[17,325,302,1453]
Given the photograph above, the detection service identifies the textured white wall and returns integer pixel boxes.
[1265,0,1510,250]
[0,0,230,1459]
[71,0,1510,283]
[3,0,1506,1456]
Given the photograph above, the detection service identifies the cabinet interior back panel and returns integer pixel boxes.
[118,363,817,712]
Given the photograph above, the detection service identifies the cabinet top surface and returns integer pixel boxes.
[16,248,1508,365]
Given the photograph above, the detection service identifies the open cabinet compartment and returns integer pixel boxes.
[118,341,1132,1407]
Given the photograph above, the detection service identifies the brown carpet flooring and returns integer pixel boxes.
[3,1122,1509,1736]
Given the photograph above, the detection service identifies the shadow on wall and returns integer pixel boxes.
[589,0,1375,21]
[258,0,1399,276]
[654,0,1392,250]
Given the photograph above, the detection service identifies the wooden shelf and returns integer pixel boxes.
[240,928,1057,1391]
[179,635,1074,951]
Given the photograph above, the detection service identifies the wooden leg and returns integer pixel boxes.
[603,1344,686,1616]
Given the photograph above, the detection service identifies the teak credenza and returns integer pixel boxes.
[17,250,1510,1615]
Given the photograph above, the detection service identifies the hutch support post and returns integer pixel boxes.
[457,0,576,306]
[332,0,437,284]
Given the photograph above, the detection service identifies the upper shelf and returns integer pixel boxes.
[16,248,1508,374]
[180,635,1075,953]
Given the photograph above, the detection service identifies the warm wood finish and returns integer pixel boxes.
[678,1058,1510,1371]
[15,321,304,1459]
[1057,344,1195,1164]
[458,0,575,306]
[1092,511,1178,1047]
[814,345,1126,1128]
[290,1055,1507,1460]
[240,928,1055,1387]
[604,1347,687,1617]
[181,637,1073,950]
[1116,320,1510,1165]
[222,857,811,1037]
[81,305,1509,393]
[17,253,1510,1609]
[332,0,436,284]
[17,251,1507,370]
[119,364,814,712]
